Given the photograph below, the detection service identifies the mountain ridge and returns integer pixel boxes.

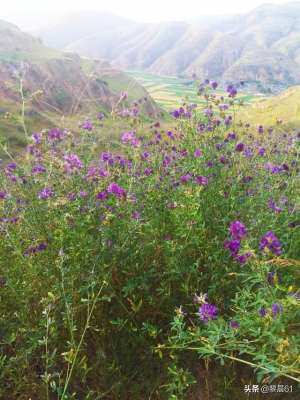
[36,2,300,85]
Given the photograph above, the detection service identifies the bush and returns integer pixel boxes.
[0,82,299,399]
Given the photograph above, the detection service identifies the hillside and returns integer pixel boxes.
[36,3,300,86]
[0,20,160,151]
[242,85,300,126]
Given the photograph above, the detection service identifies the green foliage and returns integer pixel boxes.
[0,85,299,399]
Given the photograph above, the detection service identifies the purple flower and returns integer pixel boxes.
[121,131,136,144]
[219,155,227,164]
[48,128,64,142]
[0,191,7,200]
[267,271,276,285]
[132,211,141,220]
[235,143,245,152]
[107,182,126,199]
[258,307,267,317]
[271,303,283,318]
[38,188,54,200]
[194,148,202,158]
[211,80,218,90]
[180,174,192,184]
[144,167,153,176]
[79,191,88,198]
[227,85,237,98]
[24,242,48,256]
[235,252,252,265]
[96,191,108,201]
[32,164,46,174]
[199,303,217,323]
[195,176,208,186]
[68,192,77,201]
[64,154,83,174]
[259,231,282,256]
[224,239,241,256]
[258,147,266,156]
[257,125,264,134]
[81,119,93,131]
[229,320,240,329]
[230,221,247,240]
[32,132,42,144]
[243,176,252,183]
[226,132,237,141]
[268,199,282,213]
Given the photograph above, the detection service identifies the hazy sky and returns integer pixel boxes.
[0,0,296,29]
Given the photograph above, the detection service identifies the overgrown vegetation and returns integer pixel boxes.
[0,81,299,399]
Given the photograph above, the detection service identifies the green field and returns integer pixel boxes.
[128,71,262,110]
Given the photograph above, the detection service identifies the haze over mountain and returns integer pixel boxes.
[37,2,300,85]
[0,19,159,150]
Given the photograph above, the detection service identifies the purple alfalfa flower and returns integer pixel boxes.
[258,306,267,318]
[79,191,88,199]
[132,211,141,220]
[0,191,7,200]
[38,188,54,200]
[180,174,192,184]
[32,164,46,174]
[64,154,83,174]
[267,271,276,285]
[68,192,77,201]
[199,303,218,323]
[265,163,283,174]
[144,167,153,176]
[81,119,93,131]
[259,231,282,256]
[271,303,283,318]
[121,131,136,144]
[242,175,253,184]
[194,148,202,158]
[167,130,175,140]
[268,199,282,213]
[6,162,17,172]
[216,143,224,151]
[235,143,245,152]
[141,151,150,161]
[107,182,126,199]
[243,146,253,158]
[257,125,264,134]
[96,191,108,201]
[48,128,64,142]
[211,80,218,90]
[219,155,228,164]
[226,84,237,98]
[229,320,240,329]
[258,147,266,156]
[32,132,42,144]
[204,107,213,118]
[207,160,214,167]
[219,103,229,112]
[24,242,47,256]
[224,239,241,256]
[230,220,247,240]
[226,132,237,141]
[235,252,252,265]
[195,175,208,186]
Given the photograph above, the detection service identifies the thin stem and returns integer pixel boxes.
[60,281,106,399]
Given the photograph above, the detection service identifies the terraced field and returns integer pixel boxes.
[128,71,262,110]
